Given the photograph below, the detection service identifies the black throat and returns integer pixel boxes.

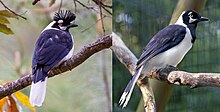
[187,24,197,43]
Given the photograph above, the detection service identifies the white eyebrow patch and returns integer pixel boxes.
[58,20,63,24]
[188,12,192,15]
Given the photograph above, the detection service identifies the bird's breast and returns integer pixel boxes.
[61,36,74,62]
[150,28,192,67]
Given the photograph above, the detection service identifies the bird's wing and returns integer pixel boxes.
[32,29,73,72]
[136,25,187,68]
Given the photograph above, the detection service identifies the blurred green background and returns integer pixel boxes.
[113,0,220,112]
[0,0,111,112]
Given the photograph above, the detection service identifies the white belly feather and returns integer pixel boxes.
[142,27,192,76]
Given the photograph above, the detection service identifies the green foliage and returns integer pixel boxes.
[0,10,18,35]
[0,23,13,34]
[0,16,10,24]
[0,10,18,19]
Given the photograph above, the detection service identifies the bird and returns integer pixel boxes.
[29,10,78,107]
[119,10,208,108]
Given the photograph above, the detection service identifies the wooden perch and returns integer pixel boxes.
[0,34,112,99]
[147,66,220,88]
[111,32,156,112]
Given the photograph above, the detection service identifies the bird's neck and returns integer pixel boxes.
[187,24,197,43]
[175,21,197,43]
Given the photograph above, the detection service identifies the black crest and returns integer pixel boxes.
[53,10,76,24]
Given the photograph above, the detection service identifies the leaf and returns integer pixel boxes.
[0,97,6,111]
[49,0,56,7]
[6,96,19,112]
[0,10,18,19]
[14,91,35,112]
[3,81,11,86]
[0,16,10,24]
[0,23,14,34]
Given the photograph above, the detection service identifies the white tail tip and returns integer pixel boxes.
[119,91,131,108]
[29,77,47,107]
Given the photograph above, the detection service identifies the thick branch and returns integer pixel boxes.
[147,66,220,88]
[0,35,112,99]
[111,32,156,112]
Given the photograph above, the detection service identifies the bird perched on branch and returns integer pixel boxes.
[119,10,208,108]
[29,10,78,107]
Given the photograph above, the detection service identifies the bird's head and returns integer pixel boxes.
[52,10,78,31]
[176,10,208,26]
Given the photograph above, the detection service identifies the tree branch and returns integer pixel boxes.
[32,0,40,5]
[92,0,112,15]
[111,32,156,112]
[0,34,112,99]
[147,66,220,88]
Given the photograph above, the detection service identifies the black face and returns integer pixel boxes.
[52,10,78,31]
[182,10,208,25]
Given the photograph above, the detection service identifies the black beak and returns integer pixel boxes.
[199,16,209,22]
[67,23,78,28]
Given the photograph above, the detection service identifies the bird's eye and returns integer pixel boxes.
[59,23,63,26]
[189,14,193,18]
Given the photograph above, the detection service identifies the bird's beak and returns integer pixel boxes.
[199,16,209,22]
[67,23,78,28]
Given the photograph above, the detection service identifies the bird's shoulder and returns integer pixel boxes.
[144,24,187,51]
[32,29,73,68]
[36,29,72,48]
[136,24,187,68]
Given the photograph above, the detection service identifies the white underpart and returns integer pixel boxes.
[119,66,144,108]
[29,77,48,107]
[150,20,193,68]
[61,35,74,62]
[149,28,192,68]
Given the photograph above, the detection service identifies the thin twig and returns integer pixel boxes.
[32,0,40,5]
[80,15,106,33]
[58,0,63,11]
[75,0,96,11]
[74,0,111,15]
[0,0,27,20]
[98,0,105,36]
[73,0,77,13]
[92,0,112,15]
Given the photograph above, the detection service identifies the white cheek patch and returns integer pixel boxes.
[189,17,197,23]
[60,26,67,30]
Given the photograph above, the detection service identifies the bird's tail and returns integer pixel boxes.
[29,67,47,107]
[119,65,144,108]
